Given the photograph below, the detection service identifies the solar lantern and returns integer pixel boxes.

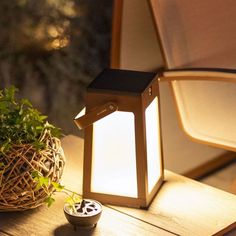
[74,69,164,208]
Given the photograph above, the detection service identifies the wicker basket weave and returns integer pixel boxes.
[0,129,65,211]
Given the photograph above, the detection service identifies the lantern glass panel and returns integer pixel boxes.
[145,97,162,194]
[91,111,138,197]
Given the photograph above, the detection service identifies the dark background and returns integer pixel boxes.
[0,0,113,134]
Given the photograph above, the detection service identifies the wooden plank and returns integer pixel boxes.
[112,170,236,236]
[0,196,172,236]
[0,230,10,236]
[0,135,173,236]
[201,161,236,194]
[62,135,236,235]
[184,152,236,180]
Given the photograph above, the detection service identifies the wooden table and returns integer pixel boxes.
[1,135,236,236]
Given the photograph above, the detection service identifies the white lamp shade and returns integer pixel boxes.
[91,111,138,197]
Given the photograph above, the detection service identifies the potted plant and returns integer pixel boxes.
[32,171,102,229]
[0,86,65,211]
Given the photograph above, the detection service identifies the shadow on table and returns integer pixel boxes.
[54,224,96,236]
[0,207,41,230]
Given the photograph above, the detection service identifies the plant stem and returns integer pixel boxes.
[62,187,82,197]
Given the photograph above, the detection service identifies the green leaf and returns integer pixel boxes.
[52,182,64,192]
[39,115,47,121]
[5,86,18,103]
[0,142,10,153]
[32,171,50,190]
[0,86,62,156]
[0,101,8,112]
[73,194,82,203]
[65,192,82,206]
[65,196,75,206]
[20,98,32,107]
[32,140,46,150]
[31,171,41,178]
[45,196,55,207]
[35,182,43,191]
[39,176,50,187]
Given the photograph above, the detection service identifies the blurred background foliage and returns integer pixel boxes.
[0,0,113,134]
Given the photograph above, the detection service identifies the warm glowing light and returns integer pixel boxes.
[145,97,162,193]
[62,1,77,17]
[49,37,69,49]
[157,178,220,229]
[91,111,137,197]
[47,0,77,17]
[47,26,60,38]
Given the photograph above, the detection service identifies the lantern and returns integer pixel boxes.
[74,69,164,208]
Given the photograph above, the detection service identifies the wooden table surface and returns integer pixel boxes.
[0,135,236,236]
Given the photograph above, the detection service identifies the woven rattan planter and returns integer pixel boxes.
[0,130,65,211]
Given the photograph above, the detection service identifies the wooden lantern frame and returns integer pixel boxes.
[75,69,164,208]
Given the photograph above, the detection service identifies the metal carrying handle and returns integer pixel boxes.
[74,102,118,129]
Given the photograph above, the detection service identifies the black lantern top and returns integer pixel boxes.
[88,69,156,95]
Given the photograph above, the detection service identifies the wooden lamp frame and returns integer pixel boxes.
[75,68,164,208]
